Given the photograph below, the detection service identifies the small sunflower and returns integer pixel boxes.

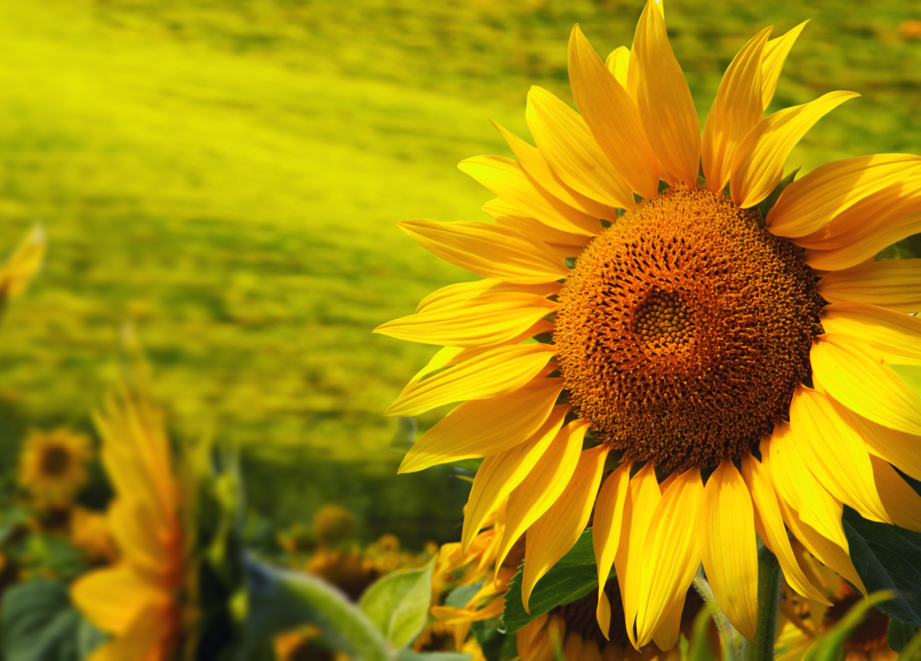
[377,0,921,650]
[18,428,92,506]
[71,384,184,661]
[69,506,118,562]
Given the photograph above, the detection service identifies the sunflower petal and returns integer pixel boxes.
[526,87,636,211]
[869,455,921,531]
[71,566,164,635]
[821,302,921,367]
[397,378,563,473]
[568,25,662,200]
[760,22,808,110]
[635,468,703,648]
[387,344,557,416]
[731,91,858,208]
[375,293,557,347]
[416,278,561,314]
[740,454,829,605]
[400,218,568,283]
[614,463,662,648]
[844,409,921,483]
[700,460,759,641]
[496,418,590,569]
[592,460,633,636]
[811,334,921,435]
[521,444,609,612]
[605,46,631,87]
[766,154,921,238]
[487,208,594,248]
[459,156,601,236]
[766,423,850,549]
[817,258,921,314]
[701,28,771,192]
[633,0,701,187]
[461,405,569,551]
[0,224,45,299]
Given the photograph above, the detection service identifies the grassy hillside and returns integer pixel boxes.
[0,0,919,542]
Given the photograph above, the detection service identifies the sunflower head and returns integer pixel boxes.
[312,503,357,547]
[306,549,383,601]
[18,428,92,506]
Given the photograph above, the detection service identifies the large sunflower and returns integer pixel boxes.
[71,384,184,661]
[377,0,921,650]
[18,428,92,506]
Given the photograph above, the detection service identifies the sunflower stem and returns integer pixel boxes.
[692,569,740,661]
[741,542,782,661]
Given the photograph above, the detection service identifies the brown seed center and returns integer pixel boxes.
[40,445,72,477]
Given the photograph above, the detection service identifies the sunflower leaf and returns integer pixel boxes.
[842,510,921,626]
[0,579,82,661]
[500,529,597,634]
[359,554,438,649]
[472,617,517,661]
[888,619,919,652]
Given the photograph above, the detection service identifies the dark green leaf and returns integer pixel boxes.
[359,555,437,649]
[757,166,801,220]
[843,512,921,625]
[472,618,517,661]
[501,530,597,634]
[445,582,482,609]
[1,579,81,661]
[888,619,919,653]
[878,233,921,260]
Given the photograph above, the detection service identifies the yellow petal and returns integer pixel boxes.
[568,25,663,200]
[525,87,636,211]
[821,302,921,367]
[766,422,850,549]
[71,565,164,635]
[375,293,558,348]
[701,28,771,192]
[811,334,921,435]
[800,176,921,270]
[789,386,891,523]
[461,405,569,551]
[400,218,568,284]
[521,444,609,612]
[459,156,601,236]
[760,22,808,110]
[740,453,829,605]
[817,258,921,314]
[845,408,921,483]
[492,121,620,221]
[486,207,595,248]
[633,0,701,187]
[87,603,174,661]
[614,463,662,648]
[652,592,687,653]
[700,460,759,641]
[0,224,45,299]
[731,91,858,208]
[869,455,921,531]
[497,418,590,569]
[605,46,631,88]
[592,460,633,637]
[416,278,561,314]
[387,344,557,416]
[635,468,703,648]
[398,378,564,473]
[766,154,921,238]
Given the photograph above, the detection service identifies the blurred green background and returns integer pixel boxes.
[0,0,919,547]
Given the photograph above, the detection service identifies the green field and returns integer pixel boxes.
[0,0,920,544]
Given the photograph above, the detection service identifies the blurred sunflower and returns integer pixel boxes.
[377,0,921,649]
[71,383,184,660]
[69,506,118,562]
[0,224,45,305]
[18,428,92,506]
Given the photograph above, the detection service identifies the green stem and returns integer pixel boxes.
[692,570,740,661]
[741,543,782,661]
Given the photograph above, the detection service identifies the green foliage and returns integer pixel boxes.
[802,591,894,661]
[888,620,920,653]
[0,579,83,661]
[501,530,597,634]
[843,510,921,626]
[358,555,438,649]
[472,618,517,661]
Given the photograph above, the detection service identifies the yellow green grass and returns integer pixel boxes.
[0,0,919,540]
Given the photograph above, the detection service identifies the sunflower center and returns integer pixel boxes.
[39,445,72,477]
[554,186,822,471]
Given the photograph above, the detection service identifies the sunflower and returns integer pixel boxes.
[776,544,896,661]
[69,506,118,562]
[18,428,92,506]
[377,0,921,650]
[71,384,184,661]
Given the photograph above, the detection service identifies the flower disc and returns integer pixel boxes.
[554,186,823,470]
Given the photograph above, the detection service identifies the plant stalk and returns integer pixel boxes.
[741,543,782,661]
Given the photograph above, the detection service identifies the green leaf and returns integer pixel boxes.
[843,512,921,626]
[359,554,438,649]
[397,650,473,661]
[888,619,919,653]
[445,582,482,609]
[686,606,719,661]
[501,530,597,634]
[472,618,517,661]
[878,233,921,260]
[803,590,894,661]
[238,557,390,661]
[898,627,921,660]
[1,579,82,661]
